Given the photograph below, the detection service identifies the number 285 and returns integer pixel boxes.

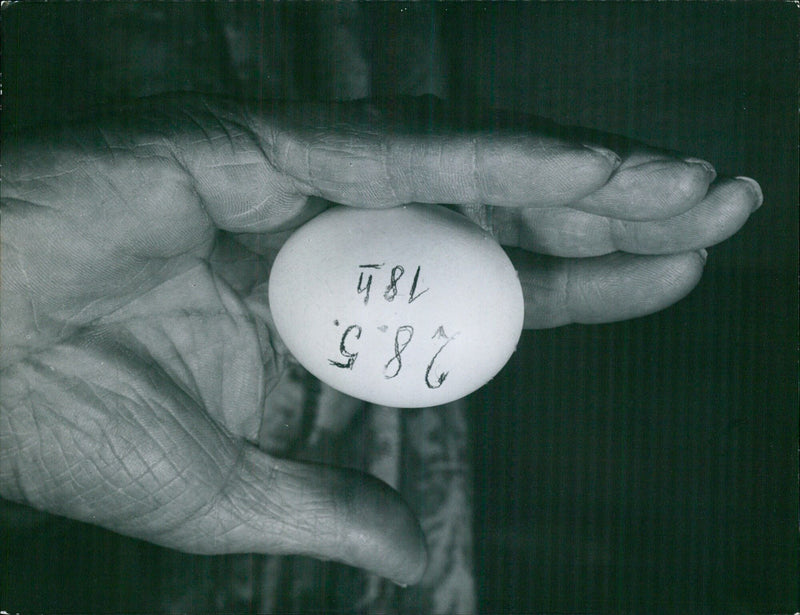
[328,323,455,390]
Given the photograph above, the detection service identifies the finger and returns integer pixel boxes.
[0,337,428,585]
[606,176,762,253]
[493,176,763,257]
[510,249,707,328]
[227,450,428,585]
[88,97,618,233]
[260,121,622,209]
[570,151,718,220]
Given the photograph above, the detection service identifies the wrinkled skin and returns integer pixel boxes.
[0,96,761,584]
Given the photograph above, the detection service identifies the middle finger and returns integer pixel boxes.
[489,176,762,257]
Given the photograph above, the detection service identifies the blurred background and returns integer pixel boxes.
[2,3,797,613]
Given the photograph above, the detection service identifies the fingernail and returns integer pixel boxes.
[683,157,718,183]
[735,176,764,211]
[697,248,708,264]
[582,144,622,170]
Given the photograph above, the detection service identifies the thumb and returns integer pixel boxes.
[0,336,428,586]
[220,449,429,585]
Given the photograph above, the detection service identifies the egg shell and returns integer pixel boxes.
[268,204,524,408]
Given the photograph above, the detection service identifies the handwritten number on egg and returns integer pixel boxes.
[383,266,404,302]
[384,325,415,379]
[328,324,362,369]
[329,321,454,388]
[357,264,382,305]
[425,327,454,389]
[331,262,454,386]
[408,266,429,303]
[356,264,428,305]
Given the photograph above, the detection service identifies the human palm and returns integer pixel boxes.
[0,96,760,584]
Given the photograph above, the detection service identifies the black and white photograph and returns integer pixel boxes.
[1,3,797,613]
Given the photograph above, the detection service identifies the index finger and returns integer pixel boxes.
[260,119,622,209]
[159,96,623,231]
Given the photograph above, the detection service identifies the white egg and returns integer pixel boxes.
[268,204,524,408]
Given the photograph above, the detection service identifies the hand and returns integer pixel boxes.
[0,96,760,584]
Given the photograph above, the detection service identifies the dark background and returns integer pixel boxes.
[2,3,798,613]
